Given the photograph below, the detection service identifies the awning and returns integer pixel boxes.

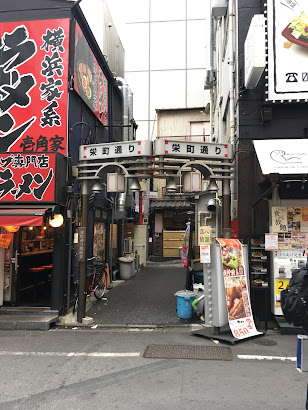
[0,208,49,226]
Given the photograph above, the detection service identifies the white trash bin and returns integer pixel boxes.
[119,257,134,280]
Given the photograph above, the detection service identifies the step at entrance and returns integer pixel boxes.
[0,307,58,330]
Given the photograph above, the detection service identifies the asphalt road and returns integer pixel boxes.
[0,328,306,409]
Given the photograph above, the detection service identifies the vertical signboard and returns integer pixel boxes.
[267,0,308,101]
[0,19,70,154]
[74,23,108,126]
[217,239,261,340]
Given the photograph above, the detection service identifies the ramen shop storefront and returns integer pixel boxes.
[0,152,67,309]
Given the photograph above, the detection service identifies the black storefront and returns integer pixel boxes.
[0,0,123,314]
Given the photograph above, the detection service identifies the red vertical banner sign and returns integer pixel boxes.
[217,239,261,340]
[0,19,70,155]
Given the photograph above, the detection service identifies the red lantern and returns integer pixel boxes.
[4,226,20,233]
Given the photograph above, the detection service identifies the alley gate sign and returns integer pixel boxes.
[81,139,232,160]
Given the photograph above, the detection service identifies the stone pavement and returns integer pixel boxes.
[59,260,202,328]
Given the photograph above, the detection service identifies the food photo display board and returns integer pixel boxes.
[217,239,262,340]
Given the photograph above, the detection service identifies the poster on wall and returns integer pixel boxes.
[74,23,108,126]
[267,0,308,101]
[199,225,210,245]
[217,239,261,340]
[0,19,70,154]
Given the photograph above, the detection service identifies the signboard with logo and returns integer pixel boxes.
[267,0,308,101]
[253,139,308,174]
[74,23,108,126]
[217,239,261,340]
[0,152,67,203]
[0,19,70,154]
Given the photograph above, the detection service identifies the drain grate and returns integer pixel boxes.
[253,338,277,346]
[143,344,234,361]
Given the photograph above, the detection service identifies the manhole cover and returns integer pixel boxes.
[143,344,233,361]
[253,338,277,346]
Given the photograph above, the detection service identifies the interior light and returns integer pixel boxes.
[49,214,64,228]
[29,226,34,231]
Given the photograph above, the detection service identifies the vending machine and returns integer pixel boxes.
[269,199,308,316]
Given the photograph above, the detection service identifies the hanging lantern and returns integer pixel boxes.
[4,226,20,233]
[49,214,64,228]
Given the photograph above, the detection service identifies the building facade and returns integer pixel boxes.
[211,0,308,324]
[0,0,125,315]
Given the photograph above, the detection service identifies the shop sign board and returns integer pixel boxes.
[0,152,66,203]
[154,139,232,160]
[267,0,308,101]
[217,239,261,340]
[0,19,70,154]
[78,227,86,262]
[254,139,308,175]
[74,23,108,126]
[81,140,153,160]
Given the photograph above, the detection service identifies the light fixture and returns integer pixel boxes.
[49,214,64,228]
[4,226,20,233]
[129,178,141,192]
[91,181,104,194]
[206,179,219,192]
[165,178,177,193]
[207,198,217,212]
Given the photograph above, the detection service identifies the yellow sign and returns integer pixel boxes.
[275,279,290,307]
[199,226,210,245]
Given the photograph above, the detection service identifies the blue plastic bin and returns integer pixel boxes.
[174,290,196,319]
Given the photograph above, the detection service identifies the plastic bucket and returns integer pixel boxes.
[174,290,196,319]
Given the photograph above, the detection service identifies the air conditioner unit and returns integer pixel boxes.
[211,0,227,17]
[124,238,134,254]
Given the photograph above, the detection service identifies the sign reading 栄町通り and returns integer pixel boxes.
[0,19,70,154]
[0,153,57,202]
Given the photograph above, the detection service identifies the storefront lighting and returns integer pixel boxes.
[165,178,177,193]
[206,179,219,193]
[29,226,34,231]
[49,214,64,228]
[129,178,141,192]
[4,226,20,233]
[207,198,217,212]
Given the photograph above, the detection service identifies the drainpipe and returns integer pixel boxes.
[222,2,235,237]
[128,88,134,141]
[116,77,130,142]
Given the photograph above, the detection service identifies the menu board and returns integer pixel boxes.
[217,239,261,340]
[272,206,308,233]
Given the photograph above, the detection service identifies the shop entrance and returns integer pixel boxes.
[2,225,54,308]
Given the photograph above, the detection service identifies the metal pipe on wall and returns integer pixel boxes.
[77,180,88,323]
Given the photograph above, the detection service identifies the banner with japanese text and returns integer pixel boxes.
[217,239,261,340]
[0,19,70,155]
[74,23,108,126]
[0,152,57,202]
